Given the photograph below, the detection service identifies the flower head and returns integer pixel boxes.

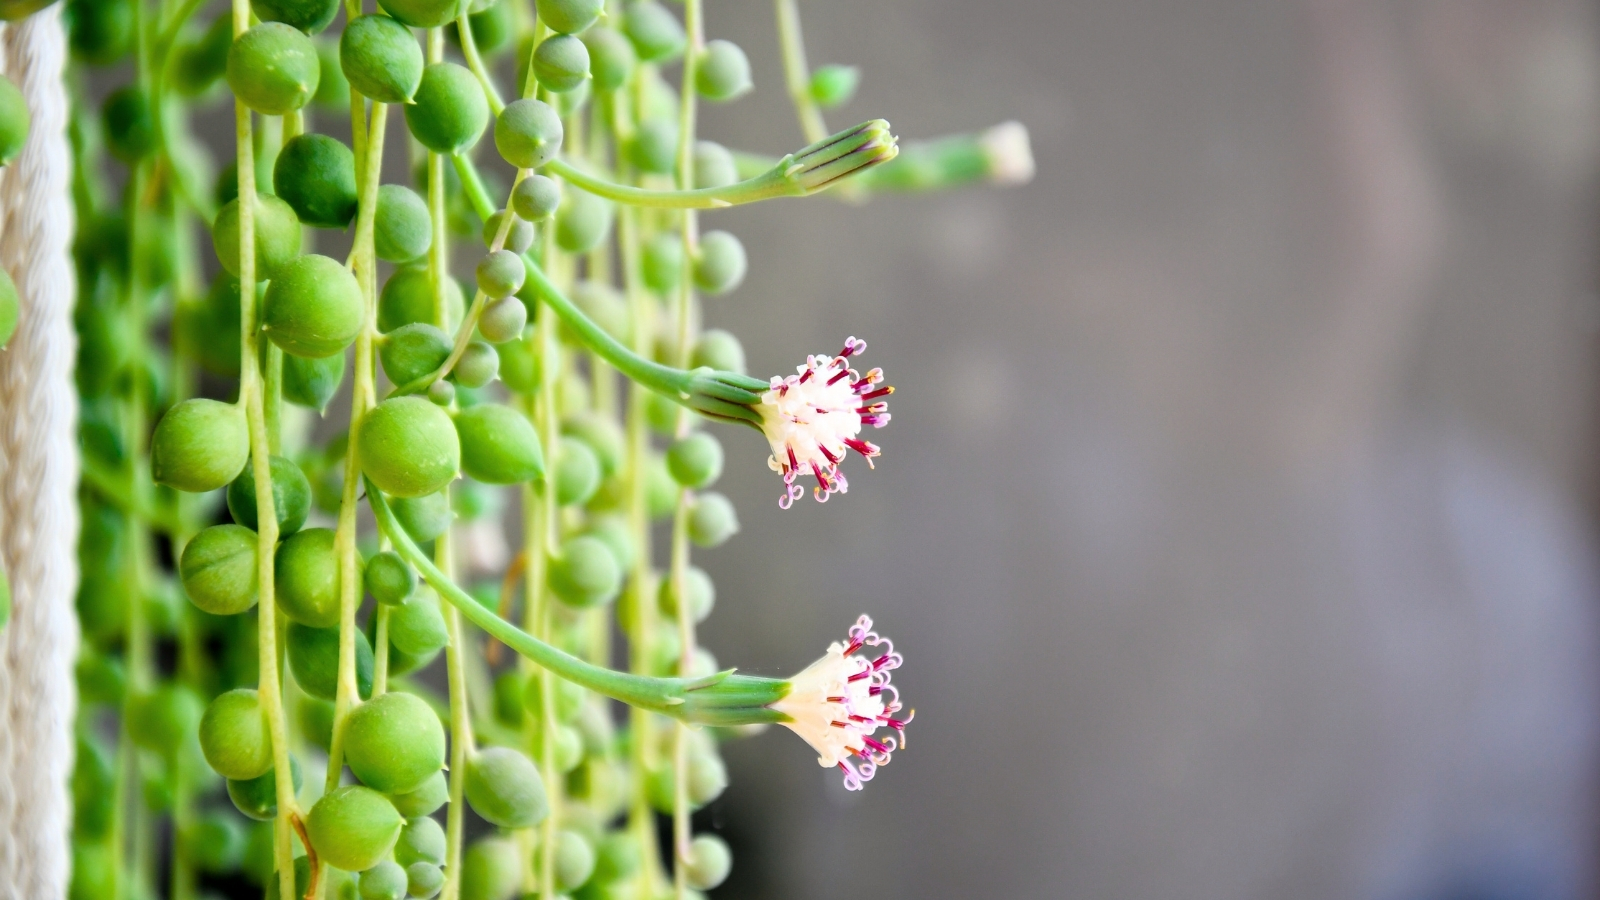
[771,615,912,790]
[759,337,892,508]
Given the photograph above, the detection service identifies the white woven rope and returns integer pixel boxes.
[0,7,78,898]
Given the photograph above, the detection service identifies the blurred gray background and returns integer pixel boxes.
[684,1,1600,899]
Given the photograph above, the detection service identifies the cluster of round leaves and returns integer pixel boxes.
[82,0,774,892]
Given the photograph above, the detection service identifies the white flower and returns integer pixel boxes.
[771,615,912,791]
[758,336,892,508]
[980,121,1035,187]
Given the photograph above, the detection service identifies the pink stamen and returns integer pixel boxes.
[827,369,850,385]
[860,386,893,401]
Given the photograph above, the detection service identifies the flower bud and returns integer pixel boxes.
[808,63,859,109]
[198,688,272,780]
[623,0,684,62]
[288,621,374,701]
[581,25,634,91]
[695,39,751,102]
[787,119,899,192]
[534,0,600,34]
[374,183,432,263]
[282,351,345,411]
[465,747,548,828]
[359,396,461,498]
[213,192,302,279]
[227,455,312,534]
[455,402,543,484]
[306,785,403,873]
[340,14,423,103]
[533,33,589,93]
[343,691,445,793]
[688,492,738,547]
[476,248,526,298]
[693,230,746,295]
[275,527,342,627]
[494,97,563,169]
[483,209,535,253]
[365,550,416,605]
[549,534,619,607]
[451,339,499,388]
[511,173,561,220]
[227,23,320,115]
[667,432,724,488]
[152,398,249,492]
[179,524,259,615]
[406,62,488,153]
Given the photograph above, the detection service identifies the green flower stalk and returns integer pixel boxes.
[543,119,900,208]
[858,120,1035,193]
[369,475,911,790]
[730,120,1037,197]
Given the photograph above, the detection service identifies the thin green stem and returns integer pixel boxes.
[534,180,562,900]
[326,98,388,796]
[235,90,297,900]
[439,508,473,900]
[670,4,704,894]
[774,0,828,143]
[457,10,505,114]
[368,478,793,717]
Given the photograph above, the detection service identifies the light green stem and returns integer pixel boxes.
[326,99,389,797]
[368,478,793,719]
[775,0,828,143]
[670,4,704,894]
[234,79,297,900]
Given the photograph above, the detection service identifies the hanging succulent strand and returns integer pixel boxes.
[49,0,1033,894]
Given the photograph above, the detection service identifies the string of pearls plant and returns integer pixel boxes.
[52,0,1034,894]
